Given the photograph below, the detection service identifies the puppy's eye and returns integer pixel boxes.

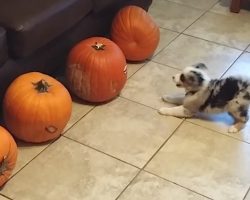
[180,74,185,82]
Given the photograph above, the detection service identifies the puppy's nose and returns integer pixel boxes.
[172,76,175,80]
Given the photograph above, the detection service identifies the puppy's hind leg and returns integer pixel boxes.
[228,106,249,133]
[162,93,185,105]
[159,105,194,118]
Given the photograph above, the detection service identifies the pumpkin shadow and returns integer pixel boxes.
[15,137,55,148]
[0,114,4,127]
[71,94,98,106]
[193,112,234,126]
[127,60,147,65]
[70,92,121,106]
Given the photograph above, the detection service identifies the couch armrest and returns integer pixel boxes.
[0,27,8,66]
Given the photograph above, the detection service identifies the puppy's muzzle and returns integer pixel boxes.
[172,76,181,87]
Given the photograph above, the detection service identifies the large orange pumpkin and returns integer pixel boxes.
[111,5,160,61]
[3,72,72,143]
[66,37,127,102]
[0,126,17,187]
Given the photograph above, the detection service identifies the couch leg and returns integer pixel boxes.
[230,0,241,13]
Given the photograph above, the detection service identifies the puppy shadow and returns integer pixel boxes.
[193,112,234,126]
[218,0,250,11]
[218,0,230,7]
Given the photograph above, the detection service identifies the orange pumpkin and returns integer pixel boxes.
[0,126,17,187]
[111,5,160,61]
[3,72,72,143]
[66,37,127,102]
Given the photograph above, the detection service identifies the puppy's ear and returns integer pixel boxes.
[193,63,207,70]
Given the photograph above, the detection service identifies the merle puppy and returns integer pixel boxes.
[159,63,250,133]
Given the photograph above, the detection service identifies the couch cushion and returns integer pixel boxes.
[0,60,23,107]
[0,0,93,58]
[92,0,117,13]
[0,27,8,66]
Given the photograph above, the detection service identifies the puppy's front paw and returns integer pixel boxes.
[158,107,172,116]
[228,125,239,133]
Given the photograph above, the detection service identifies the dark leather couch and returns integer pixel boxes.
[0,0,152,104]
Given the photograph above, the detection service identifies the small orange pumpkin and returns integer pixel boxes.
[66,37,127,102]
[3,72,72,143]
[0,126,17,187]
[111,5,160,61]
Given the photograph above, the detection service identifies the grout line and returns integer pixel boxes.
[159,27,181,34]
[119,92,156,107]
[245,44,250,53]
[7,132,140,195]
[149,1,236,70]
[114,98,233,151]
[114,170,141,200]
[63,106,96,134]
[153,0,250,56]
[178,3,211,34]
[118,95,160,111]
[150,32,182,59]
[150,59,182,71]
[120,92,250,145]
[179,1,249,52]
[9,107,98,180]
[126,30,181,80]
[164,0,217,12]
[0,194,12,200]
[243,186,250,200]
[143,170,214,200]
[219,47,248,79]
[182,33,244,51]
[207,0,220,10]
[62,135,140,169]
[141,120,184,169]
[186,120,250,145]
[126,61,149,80]
[180,0,224,34]
[115,120,185,200]
[5,138,59,183]
[150,31,244,72]
[208,5,250,18]
[149,0,247,76]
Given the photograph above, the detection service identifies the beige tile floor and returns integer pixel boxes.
[1,0,250,199]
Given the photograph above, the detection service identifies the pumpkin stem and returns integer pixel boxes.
[32,79,51,93]
[92,42,105,50]
[0,156,7,175]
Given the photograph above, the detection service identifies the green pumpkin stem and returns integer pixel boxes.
[92,42,105,50]
[32,79,51,93]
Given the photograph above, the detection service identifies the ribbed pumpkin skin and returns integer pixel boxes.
[3,72,72,143]
[0,126,17,187]
[66,37,127,102]
[111,5,160,61]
